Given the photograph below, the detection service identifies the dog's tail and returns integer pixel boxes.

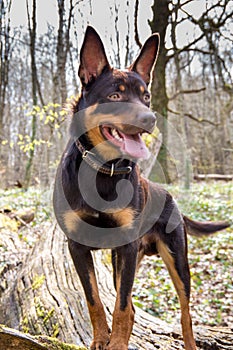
[183,215,230,237]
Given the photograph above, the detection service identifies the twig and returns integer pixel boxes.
[169,87,206,100]
[168,108,220,126]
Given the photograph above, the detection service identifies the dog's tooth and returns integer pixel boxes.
[111,128,123,142]
[112,129,118,137]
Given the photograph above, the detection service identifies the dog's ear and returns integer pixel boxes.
[78,26,111,86]
[129,33,160,85]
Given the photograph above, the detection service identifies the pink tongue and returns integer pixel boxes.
[119,132,150,159]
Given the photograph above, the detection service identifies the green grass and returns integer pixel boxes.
[0,186,52,246]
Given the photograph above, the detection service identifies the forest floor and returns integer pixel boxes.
[0,181,232,329]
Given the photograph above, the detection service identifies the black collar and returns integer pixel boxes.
[75,139,133,177]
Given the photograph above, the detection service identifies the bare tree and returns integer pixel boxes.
[147,0,233,181]
[53,0,76,105]
[24,0,38,187]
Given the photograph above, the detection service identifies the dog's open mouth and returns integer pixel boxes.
[101,125,150,159]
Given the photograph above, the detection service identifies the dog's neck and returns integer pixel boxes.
[75,137,135,177]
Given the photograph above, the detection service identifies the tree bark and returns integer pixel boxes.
[149,0,170,182]
[0,223,233,349]
[0,0,12,141]
[25,0,38,188]
[194,174,233,181]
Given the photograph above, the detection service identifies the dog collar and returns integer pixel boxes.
[75,139,133,176]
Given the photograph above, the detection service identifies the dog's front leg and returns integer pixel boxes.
[68,239,110,350]
[108,242,138,350]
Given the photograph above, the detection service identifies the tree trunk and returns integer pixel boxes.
[0,223,233,350]
[25,0,38,188]
[149,0,170,182]
[0,0,12,147]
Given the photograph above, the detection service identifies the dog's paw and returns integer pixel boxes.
[90,338,109,350]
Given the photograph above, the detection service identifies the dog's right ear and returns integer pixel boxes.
[78,26,111,86]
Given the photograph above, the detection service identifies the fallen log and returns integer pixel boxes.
[0,224,233,349]
[194,174,233,181]
[0,324,86,350]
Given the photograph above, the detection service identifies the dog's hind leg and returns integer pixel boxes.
[156,229,197,350]
[108,243,138,350]
[68,239,110,350]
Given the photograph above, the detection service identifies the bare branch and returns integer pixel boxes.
[169,87,206,101]
[167,33,205,60]
[125,0,130,67]
[134,0,142,48]
[168,108,220,126]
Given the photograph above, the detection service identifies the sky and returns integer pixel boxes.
[10,0,207,44]
[11,0,152,38]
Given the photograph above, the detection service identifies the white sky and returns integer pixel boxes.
[10,0,222,53]
[11,0,152,37]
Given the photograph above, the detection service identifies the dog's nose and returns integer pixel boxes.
[137,111,156,132]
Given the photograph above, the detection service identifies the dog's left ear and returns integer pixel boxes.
[129,33,160,85]
[78,26,111,86]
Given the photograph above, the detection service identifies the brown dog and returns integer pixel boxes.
[53,26,229,350]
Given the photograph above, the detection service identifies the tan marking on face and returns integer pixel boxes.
[87,127,121,160]
[156,239,196,349]
[106,207,135,228]
[84,109,125,160]
[83,102,151,160]
[140,85,145,94]
[119,84,126,92]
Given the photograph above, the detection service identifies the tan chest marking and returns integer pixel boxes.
[63,210,87,232]
[107,207,135,228]
[63,207,135,233]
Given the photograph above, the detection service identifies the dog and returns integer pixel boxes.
[53,26,229,350]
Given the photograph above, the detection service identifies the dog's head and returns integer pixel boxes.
[72,26,160,161]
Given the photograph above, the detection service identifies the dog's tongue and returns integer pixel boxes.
[119,132,150,159]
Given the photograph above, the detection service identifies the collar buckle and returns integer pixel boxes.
[110,164,114,177]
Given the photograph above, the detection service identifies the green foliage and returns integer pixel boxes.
[142,126,160,147]
[166,181,233,224]
[1,102,67,157]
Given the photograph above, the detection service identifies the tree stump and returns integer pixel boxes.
[0,223,233,349]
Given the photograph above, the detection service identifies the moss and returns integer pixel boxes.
[52,323,59,338]
[37,336,87,350]
[34,297,45,318]
[22,316,29,333]
[43,308,55,324]
[32,274,46,290]
[101,250,111,264]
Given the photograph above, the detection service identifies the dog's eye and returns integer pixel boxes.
[143,93,151,103]
[108,93,122,101]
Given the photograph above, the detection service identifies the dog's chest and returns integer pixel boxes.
[63,207,136,232]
